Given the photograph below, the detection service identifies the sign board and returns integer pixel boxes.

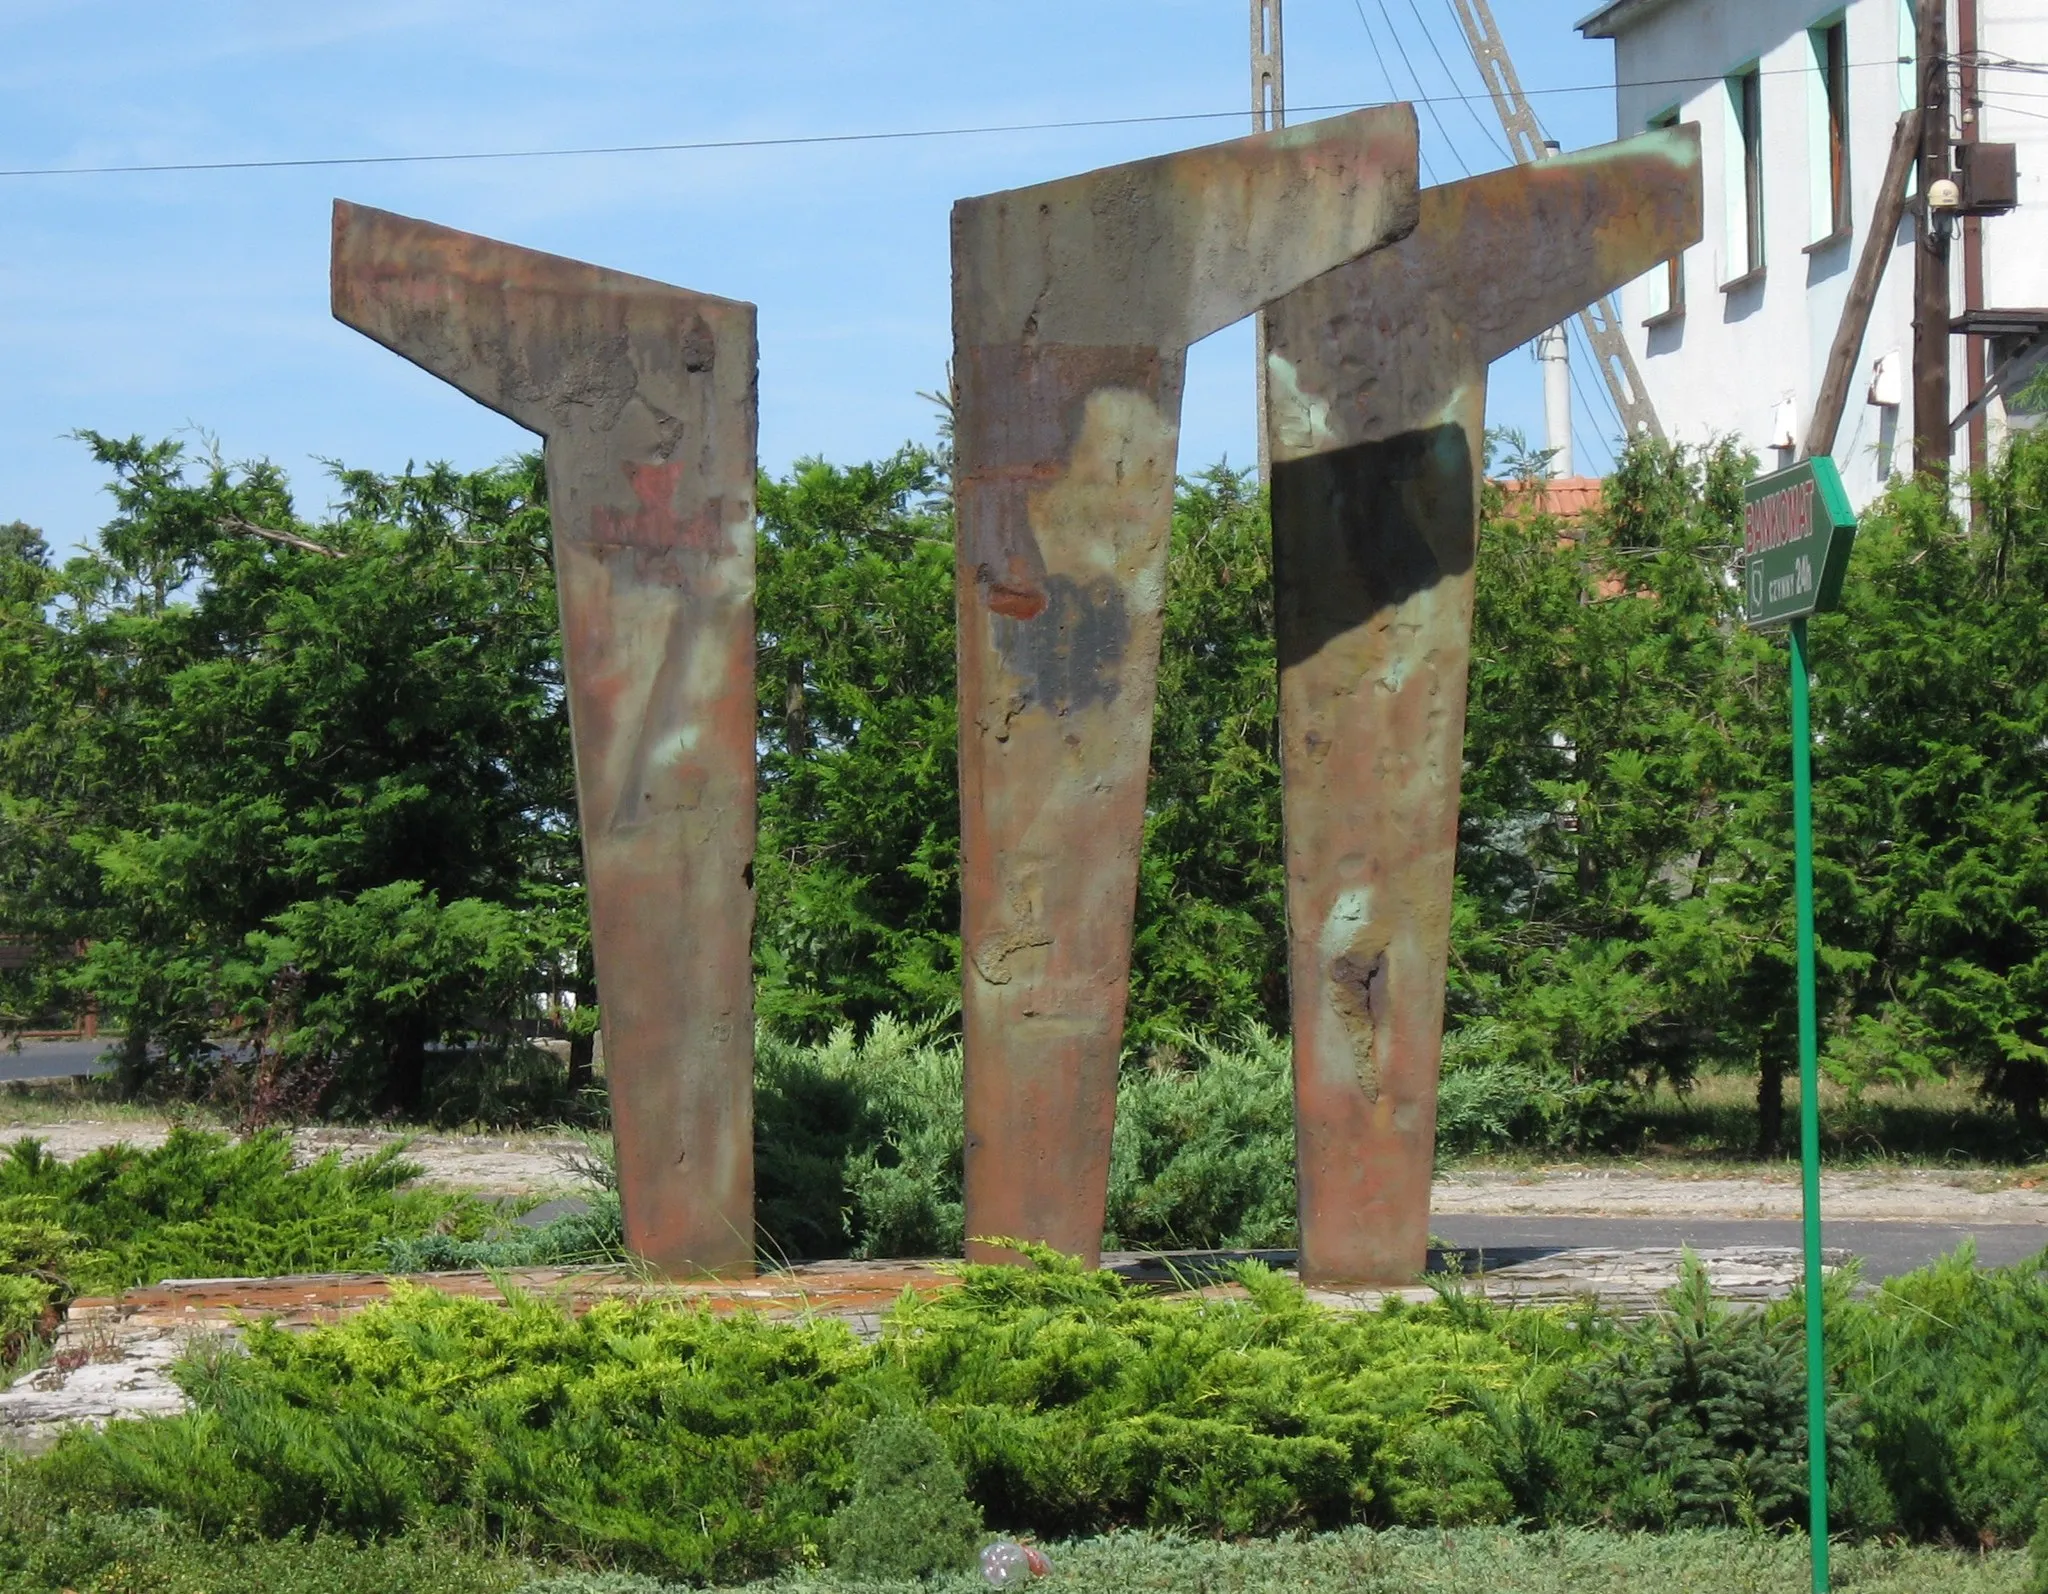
[1741,456,1857,627]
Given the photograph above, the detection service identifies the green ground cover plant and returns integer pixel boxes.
[5,1020,2034,1320]
[18,1249,2047,1583]
[0,1515,2027,1594]
[0,1127,492,1355]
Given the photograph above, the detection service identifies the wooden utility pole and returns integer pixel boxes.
[1252,0,1284,484]
[1958,0,1988,487]
[1913,0,1952,476]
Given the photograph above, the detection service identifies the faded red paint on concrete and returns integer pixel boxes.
[331,203,759,1279]
[1263,128,1702,1285]
[65,1259,960,1332]
[953,109,1421,1268]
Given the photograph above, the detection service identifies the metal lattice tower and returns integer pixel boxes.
[1252,0,1284,131]
[1252,0,1285,482]
[1449,0,1665,441]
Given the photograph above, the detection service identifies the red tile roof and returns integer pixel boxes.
[1495,475,1604,520]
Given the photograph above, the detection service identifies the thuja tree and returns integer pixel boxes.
[1453,438,1814,1143]
[0,437,580,1114]
[1809,432,2048,1130]
[753,456,1293,1047]
[1457,425,2048,1141]
[752,449,960,1034]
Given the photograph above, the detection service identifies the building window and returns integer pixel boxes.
[1724,65,1765,287]
[1808,19,1851,244]
[1645,107,1686,322]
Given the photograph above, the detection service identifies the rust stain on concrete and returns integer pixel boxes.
[331,202,759,1279]
[1265,126,1702,1285]
[953,109,1421,1268]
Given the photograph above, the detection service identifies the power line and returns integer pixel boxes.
[1977,94,2048,122]
[1351,0,1442,186]
[1565,329,1620,476]
[1424,0,1512,163]
[1569,316,1626,443]
[0,59,1981,181]
[1374,0,1474,177]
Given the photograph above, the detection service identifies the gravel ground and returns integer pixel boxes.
[0,1119,590,1196]
[7,1115,2047,1219]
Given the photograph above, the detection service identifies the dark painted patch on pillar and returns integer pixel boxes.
[1264,127,1703,1285]
[953,109,1422,1266]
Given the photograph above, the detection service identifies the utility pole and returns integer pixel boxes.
[1252,0,1284,484]
[1537,138,1573,476]
[1450,0,1663,441]
[1959,0,1987,488]
[1913,0,1952,477]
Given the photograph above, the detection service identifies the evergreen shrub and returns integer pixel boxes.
[1568,1255,1841,1530]
[0,1467,515,1594]
[1830,1245,2048,1544]
[31,1262,1571,1579]
[825,1414,983,1580]
[0,1128,489,1359]
[15,1247,2048,1581]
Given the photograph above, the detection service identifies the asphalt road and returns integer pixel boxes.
[0,1039,116,1082]
[1430,1214,2045,1280]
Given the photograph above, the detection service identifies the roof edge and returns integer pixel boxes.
[1576,0,1677,40]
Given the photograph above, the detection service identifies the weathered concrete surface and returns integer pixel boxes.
[332,203,759,1277]
[1264,127,1703,1285]
[953,108,1421,1268]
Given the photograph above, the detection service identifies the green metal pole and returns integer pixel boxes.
[1789,617,1829,1593]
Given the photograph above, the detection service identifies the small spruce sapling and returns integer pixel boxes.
[827,1413,984,1581]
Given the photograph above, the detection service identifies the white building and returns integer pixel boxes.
[1576,0,2048,507]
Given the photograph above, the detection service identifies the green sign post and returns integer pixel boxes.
[1741,455,1857,1594]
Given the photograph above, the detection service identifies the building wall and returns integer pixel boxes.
[1594,0,2043,506]
[1973,4,2048,448]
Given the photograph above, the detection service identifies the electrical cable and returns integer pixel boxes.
[1566,340,1620,477]
[1426,0,1514,163]
[1558,317,1625,476]
[1350,0,1442,186]
[0,60,1971,182]
[1374,0,1474,177]
[1974,95,2048,122]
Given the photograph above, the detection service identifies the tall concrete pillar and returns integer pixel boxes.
[952,108,1421,1267]
[1263,126,1701,1285]
[332,202,759,1277]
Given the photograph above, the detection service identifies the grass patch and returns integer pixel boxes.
[0,1498,2029,1594]
[0,1078,211,1130]
[1577,1071,2047,1169]
[734,1528,2027,1593]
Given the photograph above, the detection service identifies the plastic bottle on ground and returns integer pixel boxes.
[979,1538,1050,1585]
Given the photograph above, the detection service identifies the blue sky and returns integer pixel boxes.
[2,2,1626,552]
